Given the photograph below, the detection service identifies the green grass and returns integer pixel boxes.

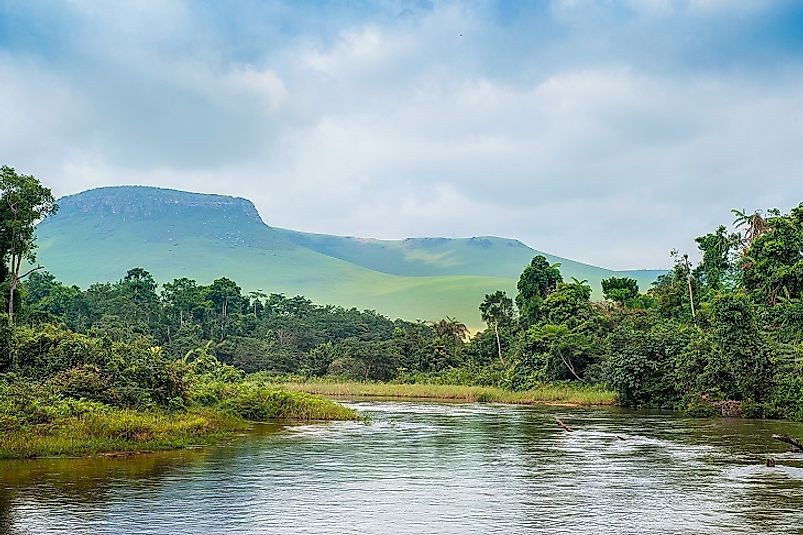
[0,408,247,459]
[262,380,618,406]
[193,380,359,421]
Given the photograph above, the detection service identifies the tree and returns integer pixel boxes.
[540,281,593,328]
[23,271,89,330]
[601,277,639,306]
[670,250,697,320]
[122,268,158,304]
[119,268,159,326]
[205,278,245,339]
[162,277,203,326]
[732,208,767,253]
[431,316,469,344]
[740,204,803,306]
[693,225,739,292]
[518,323,595,383]
[0,166,58,324]
[675,293,773,403]
[516,255,562,325]
[249,290,267,316]
[479,291,514,364]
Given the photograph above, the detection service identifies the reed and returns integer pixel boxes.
[260,380,618,406]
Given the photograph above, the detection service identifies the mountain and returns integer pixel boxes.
[275,229,664,285]
[35,186,665,327]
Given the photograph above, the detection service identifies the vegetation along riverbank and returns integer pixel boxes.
[258,378,617,405]
[1,166,803,459]
[0,348,357,459]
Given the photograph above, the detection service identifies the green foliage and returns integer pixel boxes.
[517,324,596,386]
[680,395,720,418]
[707,293,772,400]
[693,225,740,292]
[479,290,515,364]
[601,277,639,305]
[604,321,682,407]
[7,170,803,423]
[0,166,58,322]
[216,385,356,421]
[741,204,803,305]
[540,280,593,328]
[515,256,563,325]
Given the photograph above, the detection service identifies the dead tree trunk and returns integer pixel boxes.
[772,434,803,453]
[494,323,503,365]
[555,418,573,432]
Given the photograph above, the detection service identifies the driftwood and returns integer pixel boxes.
[555,418,573,432]
[772,434,803,453]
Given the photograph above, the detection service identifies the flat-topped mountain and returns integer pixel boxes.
[36,186,665,326]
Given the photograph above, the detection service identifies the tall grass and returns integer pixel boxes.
[0,408,246,459]
[0,380,357,459]
[263,380,618,406]
[197,381,358,421]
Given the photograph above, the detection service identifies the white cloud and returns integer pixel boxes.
[223,66,288,111]
[1,0,802,269]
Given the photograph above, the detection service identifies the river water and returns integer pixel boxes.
[2,401,803,534]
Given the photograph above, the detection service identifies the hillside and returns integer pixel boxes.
[35,186,665,327]
[276,228,664,287]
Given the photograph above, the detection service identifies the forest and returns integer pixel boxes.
[1,165,803,459]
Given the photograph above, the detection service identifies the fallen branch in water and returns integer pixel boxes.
[555,418,573,432]
[772,434,803,453]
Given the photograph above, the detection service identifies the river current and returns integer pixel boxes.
[2,401,802,534]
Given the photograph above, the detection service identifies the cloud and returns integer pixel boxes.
[1,0,802,269]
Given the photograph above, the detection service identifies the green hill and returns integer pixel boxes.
[34,186,665,328]
[276,228,664,287]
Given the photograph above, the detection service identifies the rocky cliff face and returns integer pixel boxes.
[46,186,264,224]
[38,185,293,250]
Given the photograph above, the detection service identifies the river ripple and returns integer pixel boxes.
[2,401,803,534]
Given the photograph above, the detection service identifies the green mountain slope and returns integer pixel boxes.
[35,186,665,328]
[276,228,664,289]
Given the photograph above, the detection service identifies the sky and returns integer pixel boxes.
[2,0,803,269]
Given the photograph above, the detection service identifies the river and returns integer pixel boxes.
[2,401,803,534]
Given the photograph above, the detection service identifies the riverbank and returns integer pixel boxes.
[0,382,357,459]
[260,379,618,406]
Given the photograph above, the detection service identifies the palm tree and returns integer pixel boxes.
[569,277,591,299]
[432,316,469,343]
[732,209,767,251]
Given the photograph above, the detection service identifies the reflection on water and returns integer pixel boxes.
[1,402,802,534]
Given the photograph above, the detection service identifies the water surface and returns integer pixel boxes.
[2,401,802,534]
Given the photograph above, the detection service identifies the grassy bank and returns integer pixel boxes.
[0,408,248,459]
[0,381,357,460]
[262,379,618,406]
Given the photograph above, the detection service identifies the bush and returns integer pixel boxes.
[681,395,719,418]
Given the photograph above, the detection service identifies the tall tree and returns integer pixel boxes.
[479,291,514,364]
[693,225,740,291]
[732,208,767,253]
[0,166,58,324]
[162,277,203,326]
[432,316,469,345]
[740,204,803,305]
[515,255,562,325]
